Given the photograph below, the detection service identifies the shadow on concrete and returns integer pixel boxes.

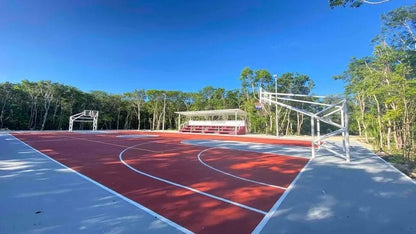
[260,142,416,234]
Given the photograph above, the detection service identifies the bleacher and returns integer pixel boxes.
[175,109,247,136]
[179,125,246,135]
[179,120,246,135]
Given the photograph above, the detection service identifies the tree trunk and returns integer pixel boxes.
[296,113,304,135]
[152,108,157,130]
[0,101,6,128]
[387,120,392,151]
[357,95,369,142]
[356,118,362,137]
[124,111,131,129]
[373,95,383,149]
[116,108,120,130]
[41,98,52,130]
[157,112,163,130]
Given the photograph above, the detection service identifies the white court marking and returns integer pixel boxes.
[116,135,159,138]
[251,157,313,233]
[197,147,287,190]
[182,138,313,233]
[119,143,268,215]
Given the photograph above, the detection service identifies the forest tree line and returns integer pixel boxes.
[335,4,416,160]
[0,71,314,135]
[1,4,415,160]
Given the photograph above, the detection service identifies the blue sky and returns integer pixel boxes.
[0,0,413,95]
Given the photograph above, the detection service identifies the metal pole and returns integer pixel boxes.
[178,114,181,131]
[235,111,237,135]
[341,106,346,152]
[69,117,73,132]
[317,120,320,148]
[162,93,166,131]
[343,99,351,162]
[259,87,262,103]
[274,74,279,137]
[311,116,315,158]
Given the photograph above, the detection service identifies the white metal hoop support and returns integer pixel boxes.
[259,87,350,162]
[69,110,99,132]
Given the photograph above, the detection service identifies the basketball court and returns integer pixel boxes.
[1,130,416,233]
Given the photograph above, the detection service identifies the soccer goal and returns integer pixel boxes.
[68,110,99,132]
[259,88,350,162]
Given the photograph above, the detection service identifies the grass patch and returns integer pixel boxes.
[379,153,416,180]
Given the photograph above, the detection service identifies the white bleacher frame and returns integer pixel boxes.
[175,109,247,135]
[68,110,99,132]
[259,88,350,162]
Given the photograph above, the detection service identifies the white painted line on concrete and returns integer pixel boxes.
[119,143,268,215]
[8,134,193,234]
[251,157,314,234]
[197,147,288,190]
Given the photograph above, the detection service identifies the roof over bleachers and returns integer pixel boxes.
[175,109,247,117]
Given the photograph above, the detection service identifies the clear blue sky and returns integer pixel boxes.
[0,0,413,95]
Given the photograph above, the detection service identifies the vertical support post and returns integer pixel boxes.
[235,111,238,135]
[317,119,321,148]
[343,99,351,162]
[341,105,346,152]
[69,117,73,132]
[276,102,279,137]
[178,114,181,131]
[259,87,262,103]
[311,116,316,158]
[93,111,99,131]
[274,74,279,137]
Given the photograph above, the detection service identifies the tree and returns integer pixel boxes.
[20,80,41,129]
[335,44,415,158]
[0,82,13,129]
[146,89,165,130]
[239,67,255,100]
[39,81,56,130]
[124,89,146,130]
[376,4,416,51]
[275,73,315,135]
[329,0,392,8]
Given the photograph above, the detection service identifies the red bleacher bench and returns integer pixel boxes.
[180,124,246,135]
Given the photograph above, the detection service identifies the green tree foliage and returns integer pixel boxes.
[0,81,244,132]
[377,4,416,51]
[329,0,392,8]
[335,3,416,160]
[124,89,146,130]
[238,67,315,135]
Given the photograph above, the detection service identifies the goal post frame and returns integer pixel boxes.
[259,88,350,162]
[68,110,99,132]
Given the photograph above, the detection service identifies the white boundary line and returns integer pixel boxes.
[8,134,193,234]
[119,143,268,215]
[251,157,314,234]
[197,147,288,190]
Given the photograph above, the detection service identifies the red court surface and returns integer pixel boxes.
[12,131,310,233]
